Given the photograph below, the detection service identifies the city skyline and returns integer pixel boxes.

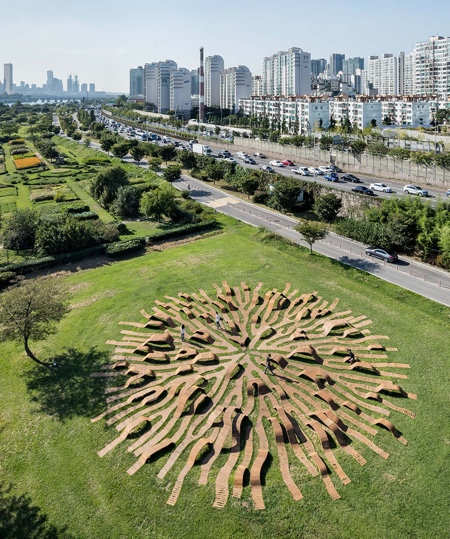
[2,0,450,93]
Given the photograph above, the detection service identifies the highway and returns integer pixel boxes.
[68,114,450,306]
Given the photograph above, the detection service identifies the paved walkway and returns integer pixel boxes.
[175,175,450,308]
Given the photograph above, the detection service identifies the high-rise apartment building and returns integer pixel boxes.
[144,60,177,112]
[262,47,311,97]
[4,63,13,95]
[130,66,144,97]
[329,53,345,77]
[414,36,450,98]
[204,55,224,106]
[220,66,252,112]
[191,69,199,95]
[343,57,364,76]
[89,83,95,93]
[170,68,192,118]
[81,83,88,93]
[364,54,399,95]
[73,75,80,93]
[67,74,73,93]
[311,59,327,76]
[252,75,263,96]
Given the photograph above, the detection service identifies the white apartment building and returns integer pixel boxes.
[262,47,311,97]
[4,63,13,95]
[364,54,399,95]
[381,99,430,126]
[144,60,178,113]
[170,68,192,119]
[220,66,252,112]
[239,97,329,133]
[204,55,224,106]
[252,75,263,96]
[414,36,450,98]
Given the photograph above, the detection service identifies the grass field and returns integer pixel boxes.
[1,215,448,539]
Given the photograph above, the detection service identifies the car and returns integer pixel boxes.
[403,184,428,197]
[225,157,236,162]
[446,189,450,198]
[370,183,393,193]
[352,185,374,195]
[270,160,284,167]
[216,151,226,158]
[282,160,295,166]
[308,167,323,175]
[365,247,399,263]
[324,173,340,182]
[244,157,257,165]
[261,165,275,173]
[318,166,332,173]
[341,173,361,183]
[329,165,343,173]
[254,152,266,158]
[292,166,310,176]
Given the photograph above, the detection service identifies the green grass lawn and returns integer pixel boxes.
[0,216,448,539]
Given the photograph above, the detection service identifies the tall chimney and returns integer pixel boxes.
[199,46,205,122]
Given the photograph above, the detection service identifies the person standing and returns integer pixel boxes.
[180,324,186,342]
[264,354,274,374]
[215,312,221,330]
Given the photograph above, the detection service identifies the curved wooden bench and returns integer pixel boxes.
[192,352,219,364]
[250,448,269,510]
[372,418,407,444]
[288,344,323,364]
[190,330,214,344]
[174,347,197,360]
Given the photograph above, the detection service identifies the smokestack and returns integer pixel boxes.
[199,46,205,122]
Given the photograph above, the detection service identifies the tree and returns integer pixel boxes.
[238,174,259,199]
[370,119,378,128]
[350,140,367,155]
[140,185,177,222]
[111,142,130,159]
[100,135,116,154]
[130,145,146,164]
[2,208,39,253]
[367,142,389,156]
[295,220,328,254]
[158,144,177,164]
[163,165,182,184]
[0,278,70,367]
[177,150,197,169]
[268,177,304,213]
[90,165,129,208]
[313,193,342,223]
[84,137,91,147]
[110,185,141,218]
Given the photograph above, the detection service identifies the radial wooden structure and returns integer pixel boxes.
[92,282,416,510]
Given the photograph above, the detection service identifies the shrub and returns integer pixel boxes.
[0,271,16,287]
[105,238,145,258]
[9,139,25,146]
[14,157,41,170]
[71,211,98,220]
[11,147,29,155]
[63,203,90,214]
[30,190,55,202]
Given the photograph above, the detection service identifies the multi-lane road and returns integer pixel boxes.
[70,115,450,306]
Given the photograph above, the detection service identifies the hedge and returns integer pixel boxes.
[146,219,217,243]
[0,245,106,274]
[105,238,145,258]
[63,203,90,213]
[71,211,98,220]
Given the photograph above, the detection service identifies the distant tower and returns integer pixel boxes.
[73,75,80,93]
[67,74,73,92]
[4,63,13,95]
[199,47,205,122]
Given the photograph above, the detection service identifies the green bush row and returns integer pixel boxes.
[63,203,90,213]
[146,219,217,243]
[71,211,98,220]
[0,271,16,287]
[105,238,145,258]
[0,245,106,274]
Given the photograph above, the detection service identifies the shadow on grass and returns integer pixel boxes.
[23,347,109,421]
[0,483,78,539]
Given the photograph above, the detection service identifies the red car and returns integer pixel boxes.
[282,160,295,166]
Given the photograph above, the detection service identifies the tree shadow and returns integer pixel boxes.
[0,483,78,539]
[23,347,110,421]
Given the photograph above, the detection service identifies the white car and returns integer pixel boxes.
[318,166,332,174]
[308,167,323,175]
[370,183,393,193]
[292,166,310,176]
[270,160,284,167]
[404,184,428,197]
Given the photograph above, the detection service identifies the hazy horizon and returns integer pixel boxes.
[2,0,449,93]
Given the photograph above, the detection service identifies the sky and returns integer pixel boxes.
[2,0,450,93]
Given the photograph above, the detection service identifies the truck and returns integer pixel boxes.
[192,143,212,156]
